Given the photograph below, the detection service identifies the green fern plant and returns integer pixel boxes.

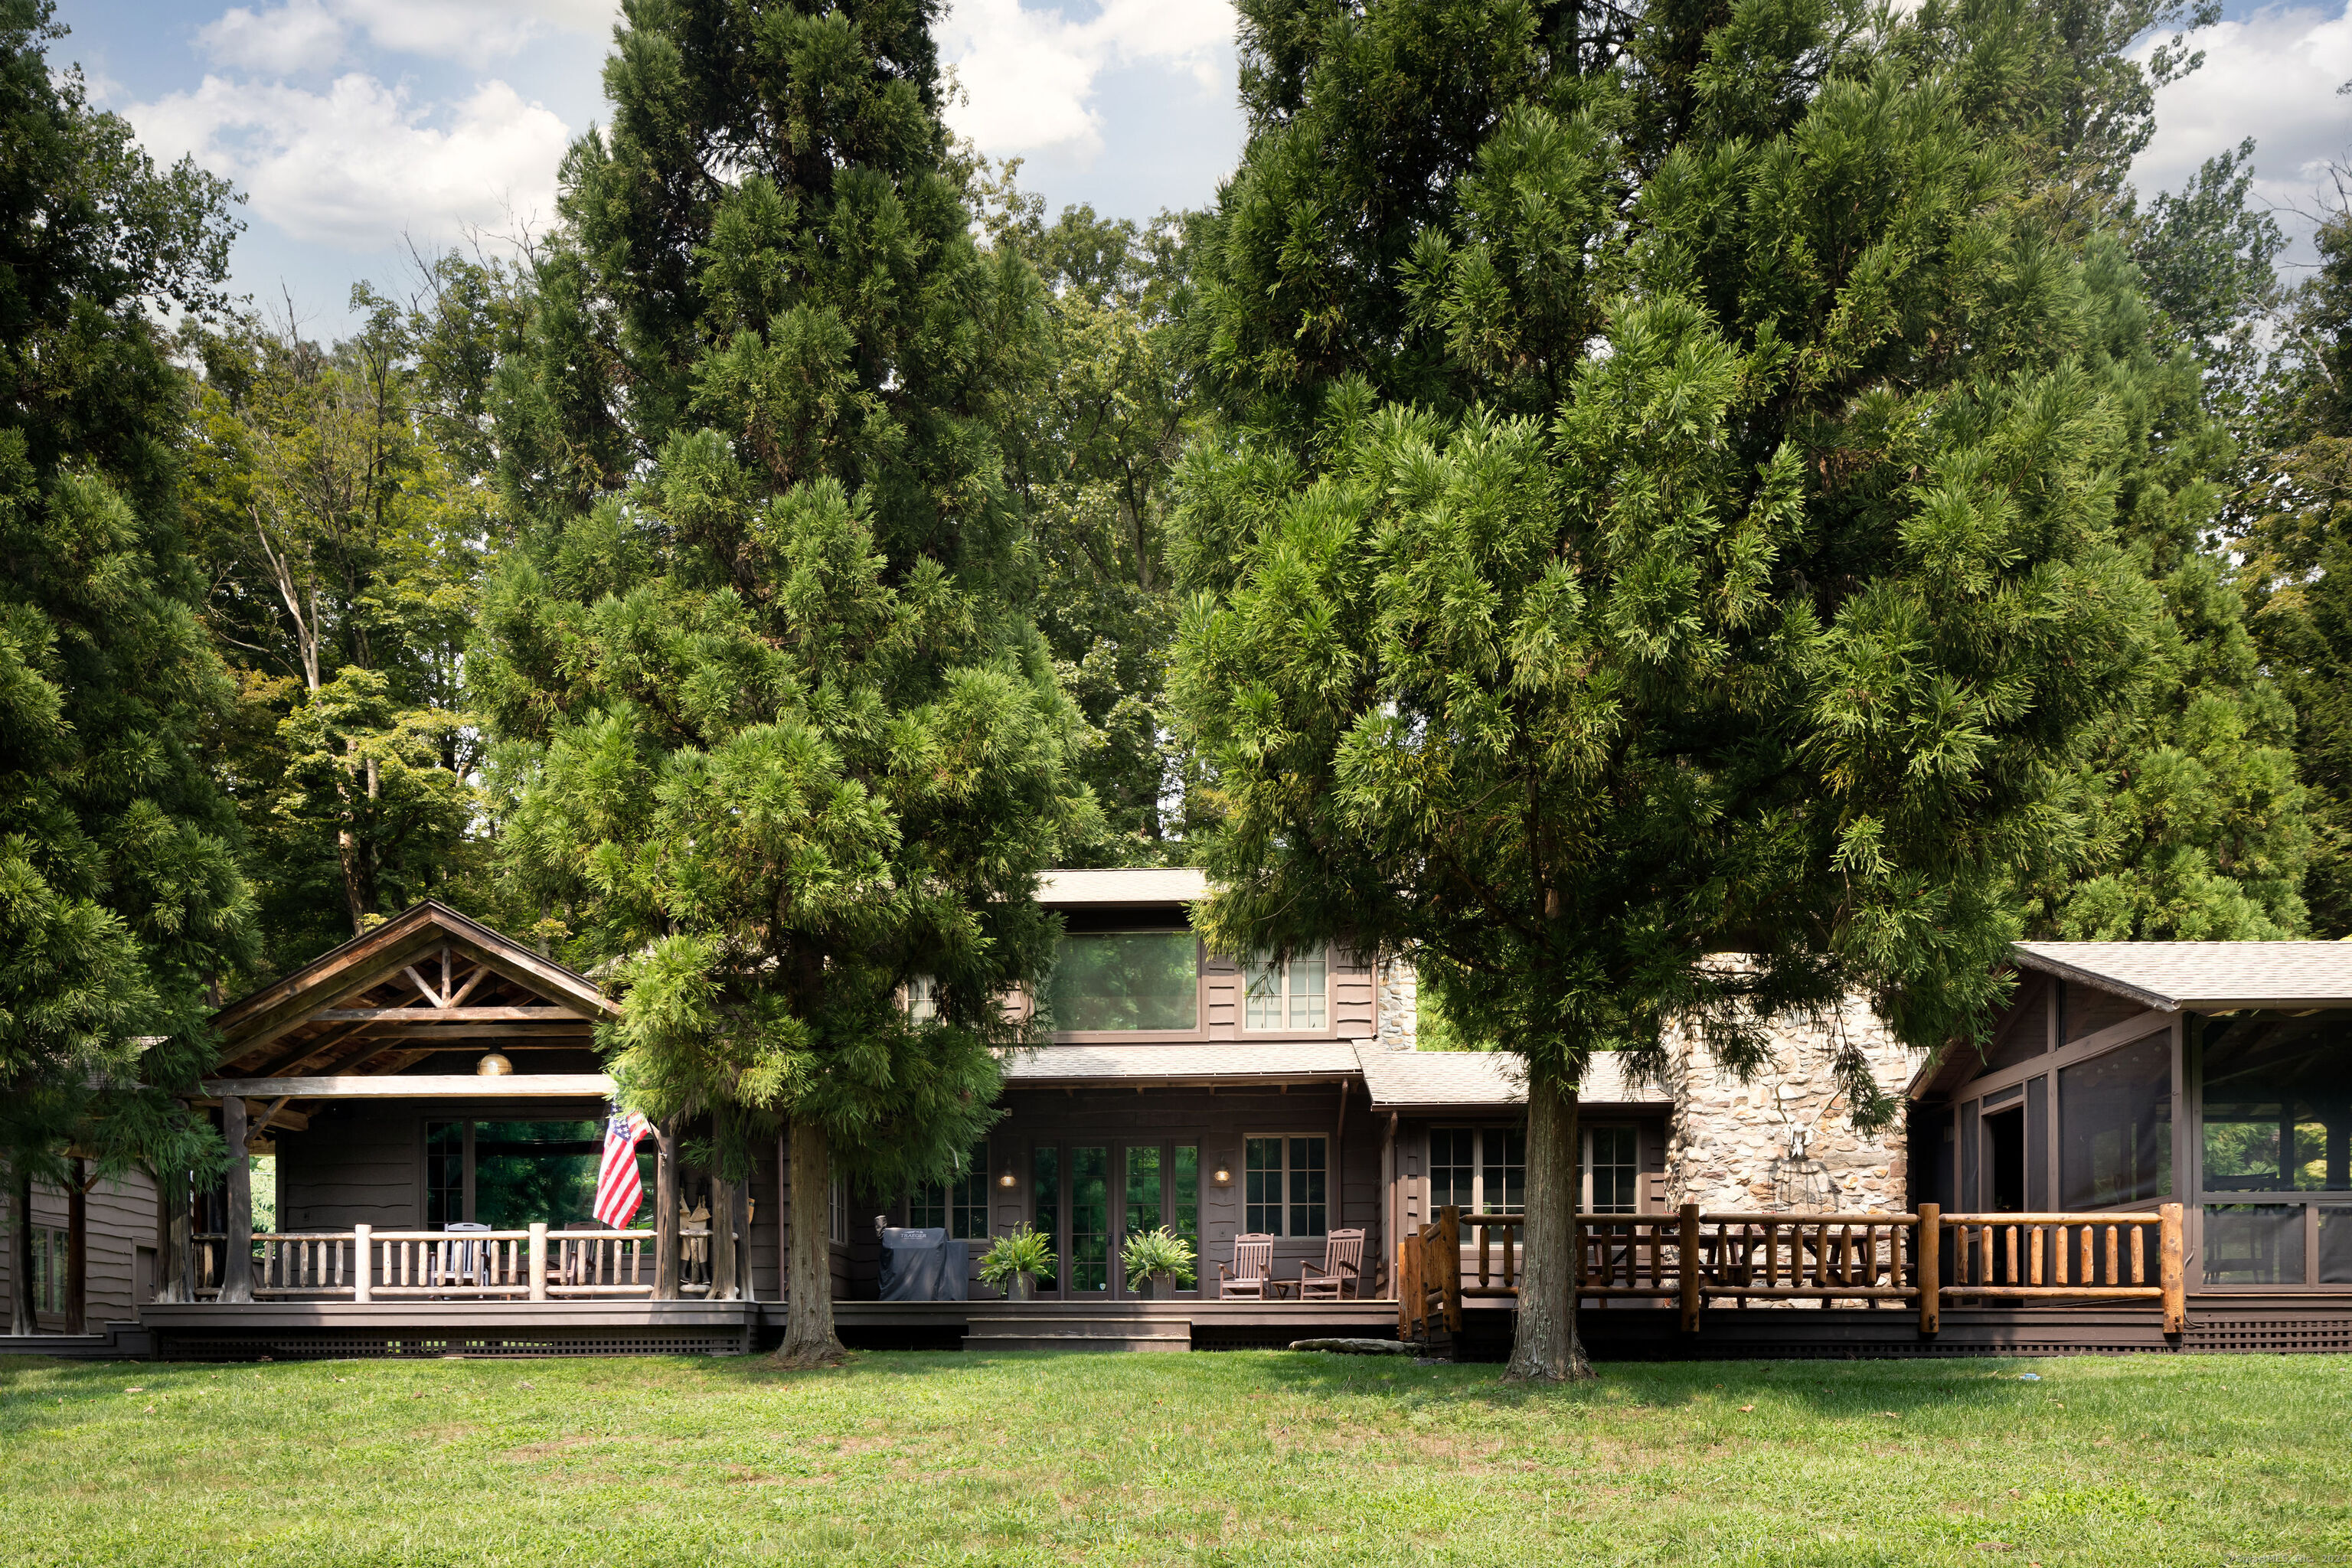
[1122,1226,1197,1292]
[978,1224,1058,1288]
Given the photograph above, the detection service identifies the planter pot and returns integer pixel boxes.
[1006,1273,1035,1302]
[1133,1277,1156,1300]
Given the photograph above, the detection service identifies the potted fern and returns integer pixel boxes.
[1122,1226,1197,1298]
[977,1224,1057,1301]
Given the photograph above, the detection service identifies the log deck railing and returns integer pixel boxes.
[1400,1203,2187,1341]
[191,1226,700,1302]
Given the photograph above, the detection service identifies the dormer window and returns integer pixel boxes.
[1243,949,1326,1031]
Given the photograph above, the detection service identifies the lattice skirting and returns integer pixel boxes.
[156,1330,749,1360]
[2184,1316,2352,1354]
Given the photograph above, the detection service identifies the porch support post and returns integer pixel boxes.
[652,1119,680,1301]
[219,1097,255,1304]
[353,1224,373,1302]
[1916,1204,1939,1335]
[710,1176,740,1302]
[528,1223,547,1302]
[2159,1202,2186,1335]
[66,1159,87,1334]
[777,1132,789,1303]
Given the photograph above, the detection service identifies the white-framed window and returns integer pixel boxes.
[1583,1125,1641,1213]
[1243,949,1327,1031]
[905,974,940,1024]
[1243,1135,1327,1236]
[909,1142,990,1238]
[1429,1127,1524,1213]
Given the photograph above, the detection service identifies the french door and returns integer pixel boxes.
[1032,1139,1200,1298]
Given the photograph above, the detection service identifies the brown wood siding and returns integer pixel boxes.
[1204,952,1240,1037]
[1334,954,1375,1040]
[1,1169,155,1325]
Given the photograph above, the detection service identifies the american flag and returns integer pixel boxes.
[593,1107,654,1228]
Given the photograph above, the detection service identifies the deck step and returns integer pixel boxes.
[965,1331,1191,1353]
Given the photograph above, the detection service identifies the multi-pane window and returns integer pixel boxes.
[1243,950,1327,1031]
[1583,1125,1641,1213]
[1428,1128,1523,1213]
[426,1121,464,1227]
[904,974,940,1024]
[909,1142,990,1238]
[1245,1135,1327,1236]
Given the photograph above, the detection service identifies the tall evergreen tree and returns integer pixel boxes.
[0,0,256,1327]
[482,0,1089,1362]
[1173,0,2193,1380]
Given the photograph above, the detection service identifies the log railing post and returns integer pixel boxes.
[352,1224,372,1304]
[2159,1202,2186,1335]
[1916,1204,1939,1335]
[1677,1204,1701,1333]
[528,1223,548,1303]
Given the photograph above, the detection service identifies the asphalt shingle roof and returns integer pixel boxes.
[2012,940,2352,1011]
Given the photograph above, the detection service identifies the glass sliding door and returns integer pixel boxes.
[1070,1146,1110,1293]
[1173,1145,1199,1263]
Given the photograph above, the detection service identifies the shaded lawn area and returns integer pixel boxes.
[0,1350,2342,1566]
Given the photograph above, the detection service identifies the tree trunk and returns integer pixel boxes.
[66,1160,87,1334]
[220,1099,255,1303]
[776,1118,844,1365]
[149,1165,180,1303]
[710,1174,740,1302]
[9,1168,35,1335]
[652,1121,679,1301]
[1504,1074,1593,1382]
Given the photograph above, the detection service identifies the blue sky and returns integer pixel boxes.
[51,0,2352,336]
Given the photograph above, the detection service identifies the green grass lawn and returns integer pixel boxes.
[0,1349,2341,1566]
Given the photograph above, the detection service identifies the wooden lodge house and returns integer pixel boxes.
[5,873,2351,1359]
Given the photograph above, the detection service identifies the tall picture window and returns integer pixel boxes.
[1243,950,1327,1031]
[909,1142,990,1238]
[1428,1127,1524,1213]
[1244,1135,1327,1236]
[1049,932,1198,1032]
[424,1120,626,1229]
[1583,1125,1641,1213]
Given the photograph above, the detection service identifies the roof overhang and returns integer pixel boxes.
[200,1074,616,1099]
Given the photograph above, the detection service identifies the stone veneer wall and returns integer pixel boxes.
[1375,956,1418,1050]
[1662,995,1922,1214]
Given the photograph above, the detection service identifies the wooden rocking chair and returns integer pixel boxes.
[1217,1233,1276,1299]
[1298,1228,1364,1301]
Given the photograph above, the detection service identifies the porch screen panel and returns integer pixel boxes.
[2059,1033,2171,1208]
[2201,1016,2350,1193]
[1050,933,1198,1031]
[2322,1207,2352,1285]
[1070,1146,1110,1292]
[2203,1204,2305,1285]
[1429,1129,1475,1213]
[1034,1146,1060,1292]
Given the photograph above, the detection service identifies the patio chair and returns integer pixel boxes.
[439,1221,491,1289]
[1217,1233,1276,1299]
[1298,1228,1365,1301]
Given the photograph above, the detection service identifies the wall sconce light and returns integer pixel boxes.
[998,1166,1018,1189]
[1211,1165,1232,1187]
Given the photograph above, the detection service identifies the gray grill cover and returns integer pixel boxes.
[877,1227,970,1301]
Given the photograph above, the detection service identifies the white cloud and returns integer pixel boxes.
[199,0,348,74]
[939,0,1235,162]
[2133,3,2352,260]
[129,75,571,252]
[195,0,619,71]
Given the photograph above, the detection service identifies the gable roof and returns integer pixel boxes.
[207,900,618,1080]
[2011,940,2352,1012]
